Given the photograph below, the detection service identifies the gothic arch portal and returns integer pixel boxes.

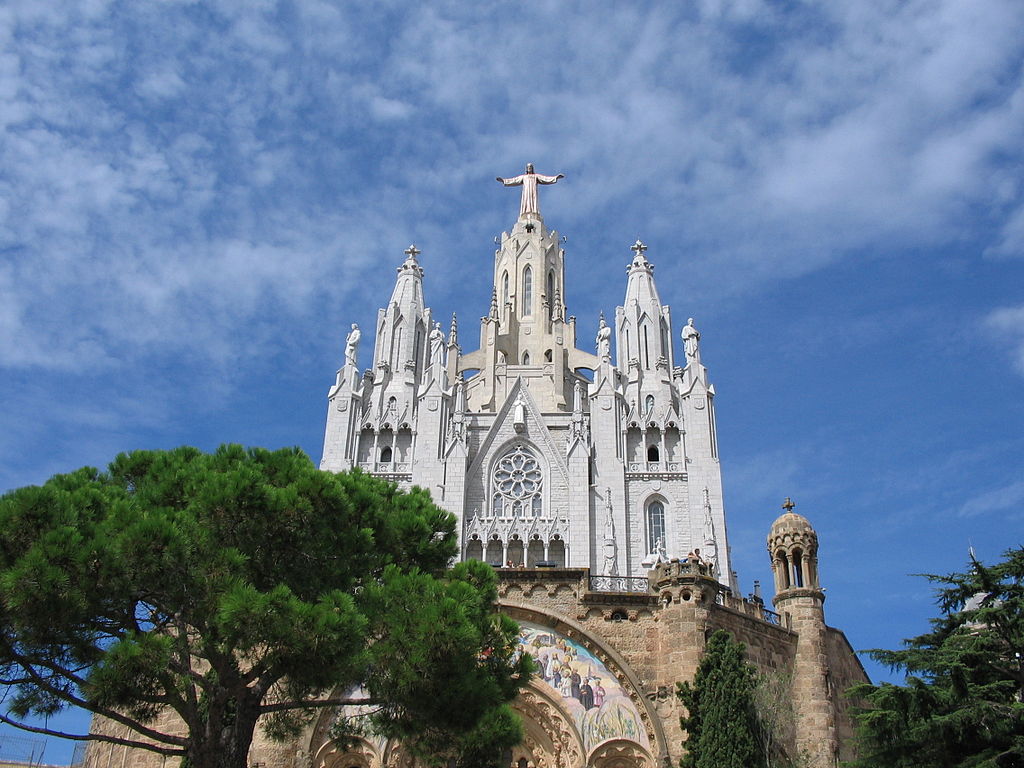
[499,603,667,767]
[304,604,665,768]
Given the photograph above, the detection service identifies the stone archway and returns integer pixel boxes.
[511,683,587,768]
[312,736,381,768]
[587,739,656,768]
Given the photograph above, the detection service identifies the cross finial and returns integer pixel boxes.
[404,244,421,259]
[631,239,648,256]
[782,497,796,512]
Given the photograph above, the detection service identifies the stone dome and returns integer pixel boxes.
[769,511,816,537]
[767,505,819,553]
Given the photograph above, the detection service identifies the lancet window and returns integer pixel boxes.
[646,499,666,554]
[522,266,533,316]
[492,444,543,519]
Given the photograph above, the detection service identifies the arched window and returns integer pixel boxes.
[645,394,655,413]
[546,270,554,306]
[522,351,530,365]
[493,444,543,519]
[501,271,509,305]
[643,325,650,368]
[387,396,397,412]
[544,349,552,362]
[646,499,666,554]
[522,266,533,316]
[647,444,660,462]
[777,550,791,589]
[379,446,392,463]
[792,549,805,588]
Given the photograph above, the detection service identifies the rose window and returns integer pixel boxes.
[492,445,543,518]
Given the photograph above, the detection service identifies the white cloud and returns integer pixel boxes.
[959,479,1024,518]
[986,305,1024,375]
[0,0,1021,383]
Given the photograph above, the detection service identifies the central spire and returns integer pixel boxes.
[496,163,564,219]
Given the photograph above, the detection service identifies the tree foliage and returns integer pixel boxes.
[0,445,532,768]
[678,629,765,768]
[849,547,1024,768]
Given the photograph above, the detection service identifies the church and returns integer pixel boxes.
[313,166,868,768]
[84,167,868,768]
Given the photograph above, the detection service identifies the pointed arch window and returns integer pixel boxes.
[492,444,543,519]
[522,266,533,316]
[522,351,530,365]
[546,270,555,308]
[502,271,509,305]
[646,499,666,554]
[645,394,655,414]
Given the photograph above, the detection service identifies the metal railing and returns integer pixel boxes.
[762,608,782,626]
[588,575,651,594]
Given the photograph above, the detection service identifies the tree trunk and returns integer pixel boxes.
[185,697,261,768]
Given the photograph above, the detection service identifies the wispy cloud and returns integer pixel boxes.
[986,305,1024,376]
[2,0,1021,381]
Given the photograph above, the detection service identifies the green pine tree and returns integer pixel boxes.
[0,445,532,768]
[849,547,1024,768]
[678,629,765,768]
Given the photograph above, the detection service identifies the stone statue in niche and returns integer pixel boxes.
[344,323,360,368]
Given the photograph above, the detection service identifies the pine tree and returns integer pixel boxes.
[0,445,532,768]
[677,629,765,768]
[849,547,1024,768]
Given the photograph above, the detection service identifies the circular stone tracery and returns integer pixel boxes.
[492,444,543,517]
[495,445,542,498]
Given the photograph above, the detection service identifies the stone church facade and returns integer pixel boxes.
[84,168,867,768]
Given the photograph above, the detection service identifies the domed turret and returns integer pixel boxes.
[766,498,836,767]
[768,498,820,595]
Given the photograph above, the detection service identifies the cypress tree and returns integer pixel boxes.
[678,629,764,768]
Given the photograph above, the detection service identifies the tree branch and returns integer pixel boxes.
[0,645,187,747]
[259,696,378,715]
[0,712,185,757]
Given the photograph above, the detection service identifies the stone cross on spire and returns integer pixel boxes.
[631,239,648,256]
[782,497,796,512]
[404,244,421,259]
[496,163,564,218]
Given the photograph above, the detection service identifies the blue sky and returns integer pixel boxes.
[2,0,1023,763]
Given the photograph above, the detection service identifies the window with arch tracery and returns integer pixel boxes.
[522,266,533,316]
[492,444,543,519]
[646,499,666,554]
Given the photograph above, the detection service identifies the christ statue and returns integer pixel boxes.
[496,163,564,217]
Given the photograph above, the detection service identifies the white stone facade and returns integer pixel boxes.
[321,190,735,587]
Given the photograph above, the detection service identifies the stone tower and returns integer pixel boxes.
[768,500,838,768]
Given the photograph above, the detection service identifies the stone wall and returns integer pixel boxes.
[82,566,867,768]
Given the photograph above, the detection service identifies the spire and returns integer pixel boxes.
[372,244,430,384]
[390,244,425,307]
[617,239,673,373]
[449,312,458,348]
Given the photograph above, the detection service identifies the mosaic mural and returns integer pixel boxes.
[517,620,650,754]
